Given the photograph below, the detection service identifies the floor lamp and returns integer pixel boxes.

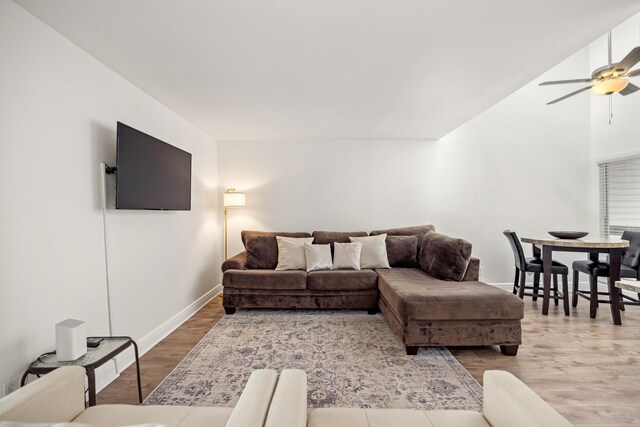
[223,189,246,259]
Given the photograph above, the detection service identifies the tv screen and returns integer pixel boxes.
[115,122,192,210]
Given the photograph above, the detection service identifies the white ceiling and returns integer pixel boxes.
[15,0,640,141]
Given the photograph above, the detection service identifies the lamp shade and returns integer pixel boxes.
[591,78,629,96]
[224,190,246,207]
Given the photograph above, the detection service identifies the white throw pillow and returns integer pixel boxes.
[275,236,314,270]
[350,234,390,269]
[304,244,333,272]
[333,242,362,270]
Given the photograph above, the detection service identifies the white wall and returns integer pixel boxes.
[218,140,438,257]
[587,12,640,237]
[590,12,640,162]
[218,50,593,284]
[435,49,593,283]
[0,1,220,387]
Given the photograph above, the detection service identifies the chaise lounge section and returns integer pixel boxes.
[377,268,523,355]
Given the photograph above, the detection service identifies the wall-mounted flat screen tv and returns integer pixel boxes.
[115,122,192,210]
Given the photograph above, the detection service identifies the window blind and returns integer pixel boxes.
[599,156,640,237]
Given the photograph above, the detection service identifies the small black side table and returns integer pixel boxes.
[21,336,142,406]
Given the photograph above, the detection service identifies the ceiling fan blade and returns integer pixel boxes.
[539,78,592,86]
[620,82,640,96]
[546,86,592,105]
[614,46,640,74]
[626,69,640,77]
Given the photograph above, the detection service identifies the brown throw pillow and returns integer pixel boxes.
[241,230,311,248]
[419,232,472,281]
[243,231,311,269]
[370,225,436,251]
[386,235,418,268]
[312,231,368,253]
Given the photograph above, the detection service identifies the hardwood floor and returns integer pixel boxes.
[98,294,640,426]
[96,295,225,405]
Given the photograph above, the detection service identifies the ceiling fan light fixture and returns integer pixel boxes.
[591,78,629,96]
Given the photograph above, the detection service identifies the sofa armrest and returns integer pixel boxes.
[483,370,573,427]
[225,369,278,427]
[265,369,307,427]
[222,251,247,272]
[0,366,86,423]
[462,257,480,281]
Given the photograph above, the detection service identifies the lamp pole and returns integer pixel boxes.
[223,189,246,260]
[224,206,229,260]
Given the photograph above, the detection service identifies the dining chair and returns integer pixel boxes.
[572,230,640,318]
[503,230,571,315]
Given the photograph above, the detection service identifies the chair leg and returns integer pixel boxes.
[553,274,559,306]
[532,272,540,301]
[572,270,579,307]
[562,273,570,316]
[619,291,625,311]
[513,269,520,295]
[589,274,598,319]
[518,269,526,299]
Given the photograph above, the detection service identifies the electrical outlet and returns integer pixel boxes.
[2,377,20,397]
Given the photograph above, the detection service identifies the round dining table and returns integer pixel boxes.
[520,236,629,325]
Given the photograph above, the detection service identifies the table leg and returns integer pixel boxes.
[20,370,30,387]
[542,246,552,315]
[608,249,622,325]
[132,340,143,404]
[86,366,97,407]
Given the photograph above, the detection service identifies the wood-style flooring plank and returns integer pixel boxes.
[98,294,640,426]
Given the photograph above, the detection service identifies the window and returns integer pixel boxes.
[599,156,640,237]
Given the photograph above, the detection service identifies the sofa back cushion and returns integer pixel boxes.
[241,230,311,247]
[369,224,436,267]
[349,234,390,269]
[419,232,472,281]
[385,235,418,268]
[312,231,368,252]
[370,225,435,249]
[243,231,311,269]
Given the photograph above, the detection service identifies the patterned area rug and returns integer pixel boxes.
[144,310,483,410]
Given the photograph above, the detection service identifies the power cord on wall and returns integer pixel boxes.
[100,163,114,337]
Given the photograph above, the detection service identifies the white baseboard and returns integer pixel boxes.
[94,285,221,393]
[489,283,513,291]
[488,280,592,292]
[488,279,639,301]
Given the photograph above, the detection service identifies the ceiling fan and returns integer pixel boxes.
[540,32,640,105]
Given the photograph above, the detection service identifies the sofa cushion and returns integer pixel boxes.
[275,236,314,271]
[223,270,307,290]
[304,244,333,272]
[425,410,491,427]
[307,270,378,291]
[419,232,472,281]
[377,268,524,321]
[308,408,434,427]
[333,242,362,270]
[243,231,311,269]
[386,235,418,268]
[349,234,390,269]
[74,405,233,427]
[241,230,311,247]
[312,231,368,252]
[370,225,435,247]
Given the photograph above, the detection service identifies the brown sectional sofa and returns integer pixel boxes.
[221,225,524,356]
